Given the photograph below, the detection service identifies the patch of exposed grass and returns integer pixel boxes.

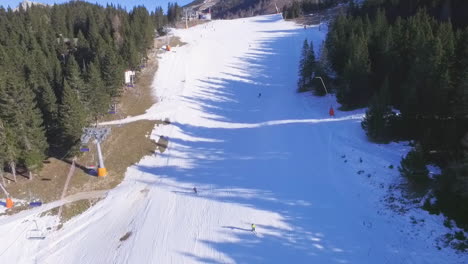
[59,198,101,223]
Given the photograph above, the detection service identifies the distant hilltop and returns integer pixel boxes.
[14,0,47,11]
[13,0,84,11]
[184,0,301,19]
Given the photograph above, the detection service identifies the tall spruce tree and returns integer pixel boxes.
[297,40,317,93]
[0,118,6,185]
[59,80,88,152]
[0,76,47,173]
[86,61,110,118]
[101,49,123,97]
[65,55,89,107]
[298,39,310,92]
[361,77,395,142]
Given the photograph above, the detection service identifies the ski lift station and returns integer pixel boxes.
[199,9,212,20]
[124,70,135,86]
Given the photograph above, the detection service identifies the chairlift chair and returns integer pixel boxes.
[85,153,97,175]
[108,103,117,114]
[27,220,46,240]
[80,145,90,152]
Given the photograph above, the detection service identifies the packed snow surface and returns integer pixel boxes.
[0,14,465,263]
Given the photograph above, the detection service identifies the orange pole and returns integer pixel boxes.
[6,198,13,208]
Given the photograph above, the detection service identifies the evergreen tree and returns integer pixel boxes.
[361,78,396,142]
[0,1,160,173]
[64,55,89,106]
[399,145,429,184]
[36,80,59,141]
[338,32,371,108]
[297,39,310,92]
[298,39,318,93]
[0,76,47,172]
[101,48,123,97]
[59,80,88,152]
[86,61,110,118]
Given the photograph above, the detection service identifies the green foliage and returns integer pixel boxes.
[0,1,162,167]
[326,1,468,229]
[297,39,331,96]
[100,50,123,97]
[283,1,302,19]
[399,146,429,184]
[433,161,468,231]
[59,80,88,153]
[283,0,339,19]
[65,55,89,105]
[211,0,269,19]
[167,2,182,24]
[0,76,47,171]
[297,39,314,92]
[86,61,110,118]
[361,78,396,143]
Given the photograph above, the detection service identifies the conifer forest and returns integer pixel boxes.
[0,2,178,181]
[298,0,468,230]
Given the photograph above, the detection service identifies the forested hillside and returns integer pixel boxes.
[282,0,341,19]
[299,0,468,233]
[0,2,170,180]
[210,0,272,19]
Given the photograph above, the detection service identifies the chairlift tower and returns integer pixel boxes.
[0,183,13,208]
[80,127,111,177]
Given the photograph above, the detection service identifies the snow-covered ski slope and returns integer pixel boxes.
[0,14,465,264]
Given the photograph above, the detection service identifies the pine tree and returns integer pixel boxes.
[453,28,468,118]
[0,1,159,171]
[306,40,316,75]
[297,40,317,93]
[297,39,310,92]
[101,49,123,97]
[59,80,88,152]
[361,77,396,143]
[64,55,89,106]
[0,118,7,184]
[338,32,371,108]
[86,61,110,118]
[35,80,58,141]
[123,37,139,70]
[0,76,47,174]
[399,145,429,185]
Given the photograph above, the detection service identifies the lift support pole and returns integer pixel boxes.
[0,182,13,208]
[81,126,110,177]
[96,140,107,177]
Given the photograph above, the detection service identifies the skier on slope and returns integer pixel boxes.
[193,187,198,194]
[251,223,256,232]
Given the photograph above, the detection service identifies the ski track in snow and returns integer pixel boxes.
[0,14,466,264]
